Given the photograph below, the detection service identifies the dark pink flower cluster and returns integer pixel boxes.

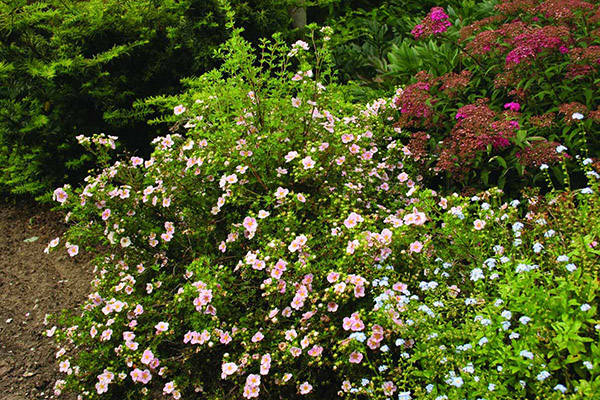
[438,100,520,177]
[505,26,569,66]
[411,7,452,39]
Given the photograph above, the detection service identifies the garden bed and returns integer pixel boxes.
[0,199,92,399]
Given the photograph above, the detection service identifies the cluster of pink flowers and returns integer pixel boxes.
[412,7,452,39]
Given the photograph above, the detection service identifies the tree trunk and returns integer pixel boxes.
[289,0,307,29]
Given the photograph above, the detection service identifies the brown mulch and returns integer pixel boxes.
[0,198,92,399]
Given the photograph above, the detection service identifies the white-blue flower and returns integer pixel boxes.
[519,316,531,325]
[537,371,550,381]
[398,391,412,400]
[470,268,485,282]
[572,112,584,120]
[554,384,567,393]
[520,350,534,359]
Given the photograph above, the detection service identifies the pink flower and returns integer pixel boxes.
[307,345,323,357]
[404,209,427,226]
[343,212,364,229]
[251,331,264,343]
[163,381,175,394]
[409,241,423,253]
[131,156,143,167]
[174,105,186,115]
[299,382,313,394]
[53,187,68,203]
[221,362,238,376]
[301,156,316,169]
[327,271,340,283]
[155,321,169,333]
[504,102,521,112]
[243,216,258,232]
[473,219,486,230]
[67,244,79,257]
[349,351,363,363]
[275,187,289,199]
[101,209,111,220]
[141,349,154,365]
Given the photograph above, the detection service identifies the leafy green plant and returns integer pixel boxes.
[47,29,600,399]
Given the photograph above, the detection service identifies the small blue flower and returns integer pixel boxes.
[537,371,550,381]
[554,384,567,393]
[572,112,584,120]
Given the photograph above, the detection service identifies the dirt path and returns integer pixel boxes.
[0,198,92,399]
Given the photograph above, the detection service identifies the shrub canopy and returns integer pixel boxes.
[49,30,600,400]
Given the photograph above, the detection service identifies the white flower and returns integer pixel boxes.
[581,303,592,312]
[554,384,567,393]
[537,371,550,381]
[572,112,584,120]
[520,350,534,359]
[470,268,485,282]
[556,145,568,153]
[540,164,549,170]
[519,316,531,325]
[581,187,593,194]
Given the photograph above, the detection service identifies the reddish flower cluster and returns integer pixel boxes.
[565,64,596,79]
[437,99,519,177]
[394,80,435,128]
[438,71,472,97]
[529,112,556,128]
[459,15,504,43]
[406,131,430,162]
[495,0,539,15]
[506,26,570,66]
[535,0,595,20]
[515,140,564,167]
[411,7,452,39]
[569,45,600,64]
[558,102,588,124]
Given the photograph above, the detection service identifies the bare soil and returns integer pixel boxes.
[0,198,92,399]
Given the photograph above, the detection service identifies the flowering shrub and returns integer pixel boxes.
[48,30,600,399]
[392,0,600,195]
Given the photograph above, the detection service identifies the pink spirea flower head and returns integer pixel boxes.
[412,7,452,40]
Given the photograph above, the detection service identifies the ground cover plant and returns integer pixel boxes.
[47,28,600,399]
[390,0,600,196]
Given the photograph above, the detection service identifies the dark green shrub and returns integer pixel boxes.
[0,0,302,198]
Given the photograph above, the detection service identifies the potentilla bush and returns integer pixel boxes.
[48,30,600,400]
[391,0,600,196]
